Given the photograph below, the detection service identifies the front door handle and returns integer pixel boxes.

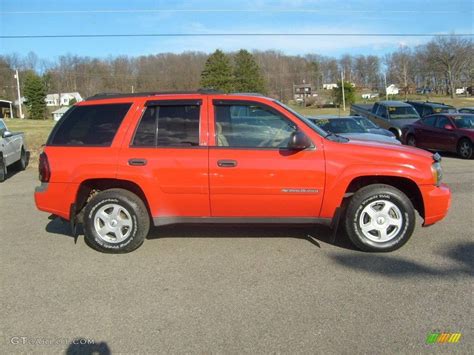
[128,158,147,166]
[217,159,237,168]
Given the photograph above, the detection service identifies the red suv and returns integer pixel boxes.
[35,92,451,253]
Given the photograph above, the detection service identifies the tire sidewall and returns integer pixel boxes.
[0,156,6,182]
[348,190,414,252]
[458,139,472,159]
[84,196,141,252]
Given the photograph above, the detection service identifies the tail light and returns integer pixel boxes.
[38,152,51,182]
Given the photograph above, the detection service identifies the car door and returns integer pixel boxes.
[373,105,390,129]
[414,116,437,148]
[431,116,458,151]
[117,97,210,222]
[0,120,17,165]
[208,98,325,218]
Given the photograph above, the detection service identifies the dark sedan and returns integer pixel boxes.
[309,116,400,144]
[350,115,396,137]
[402,114,474,159]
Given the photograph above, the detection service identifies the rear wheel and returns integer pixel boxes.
[0,155,6,182]
[457,138,472,159]
[344,184,415,252]
[406,134,416,147]
[83,189,150,253]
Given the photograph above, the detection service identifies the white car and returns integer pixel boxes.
[0,119,28,182]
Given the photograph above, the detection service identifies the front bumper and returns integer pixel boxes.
[420,183,451,226]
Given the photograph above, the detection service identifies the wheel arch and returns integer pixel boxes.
[75,178,152,218]
[344,175,424,219]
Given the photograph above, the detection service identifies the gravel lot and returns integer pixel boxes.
[0,156,472,354]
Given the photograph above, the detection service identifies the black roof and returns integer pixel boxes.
[406,100,455,108]
[85,89,224,101]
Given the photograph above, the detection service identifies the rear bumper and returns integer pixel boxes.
[34,182,78,220]
[420,183,451,226]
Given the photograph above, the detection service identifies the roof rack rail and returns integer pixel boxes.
[85,88,224,101]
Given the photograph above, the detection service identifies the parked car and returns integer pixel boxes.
[308,116,400,144]
[0,119,28,182]
[350,115,396,137]
[402,113,474,159]
[406,101,457,117]
[458,107,474,114]
[361,93,379,100]
[35,91,450,253]
[416,87,432,95]
[350,101,420,139]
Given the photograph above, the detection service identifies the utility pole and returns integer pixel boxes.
[384,72,388,100]
[341,70,346,111]
[14,69,24,119]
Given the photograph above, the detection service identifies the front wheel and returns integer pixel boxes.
[83,189,150,253]
[457,138,472,159]
[13,147,27,171]
[344,184,415,252]
[0,155,6,182]
[406,134,416,147]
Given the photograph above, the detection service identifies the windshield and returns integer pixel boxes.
[453,115,474,129]
[272,100,328,136]
[388,106,419,119]
[354,116,377,129]
[313,118,366,134]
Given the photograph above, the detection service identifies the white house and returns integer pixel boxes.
[51,106,70,121]
[386,84,400,95]
[323,83,338,90]
[45,92,83,106]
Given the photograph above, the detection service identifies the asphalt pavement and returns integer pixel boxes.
[0,156,472,354]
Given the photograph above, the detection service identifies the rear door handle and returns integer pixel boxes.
[128,158,147,166]
[217,160,237,168]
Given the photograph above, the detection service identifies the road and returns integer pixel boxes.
[0,156,472,354]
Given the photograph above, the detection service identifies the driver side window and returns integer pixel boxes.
[214,102,297,148]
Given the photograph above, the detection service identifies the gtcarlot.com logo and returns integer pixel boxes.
[10,336,95,346]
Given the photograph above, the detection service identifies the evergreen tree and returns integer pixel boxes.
[200,50,234,93]
[333,81,356,107]
[23,72,47,119]
[233,50,266,93]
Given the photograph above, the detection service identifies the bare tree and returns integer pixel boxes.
[423,35,473,98]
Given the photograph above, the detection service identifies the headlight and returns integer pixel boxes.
[431,162,443,186]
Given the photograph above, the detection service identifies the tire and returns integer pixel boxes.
[344,184,415,252]
[0,155,6,182]
[406,134,416,147]
[13,147,27,171]
[83,188,150,253]
[457,138,472,159]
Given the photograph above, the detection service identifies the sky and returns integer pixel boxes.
[0,0,472,60]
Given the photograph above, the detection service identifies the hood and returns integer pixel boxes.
[365,128,395,137]
[389,118,420,128]
[340,133,401,145]
[342,138,434,159]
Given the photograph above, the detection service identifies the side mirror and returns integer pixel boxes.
[444,124,454,131]
[288,131,312,150]
[2,130,12,138]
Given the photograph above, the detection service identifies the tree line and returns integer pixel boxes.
[0,35,472,117]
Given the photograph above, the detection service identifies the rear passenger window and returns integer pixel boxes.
[49,104,131,146]
[132,103,201,147]
[422,116,436,126]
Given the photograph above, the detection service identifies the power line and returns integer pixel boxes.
[1,33,473,39]
[0,9,470,14]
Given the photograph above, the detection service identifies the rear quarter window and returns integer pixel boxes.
[48,103,131,146]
